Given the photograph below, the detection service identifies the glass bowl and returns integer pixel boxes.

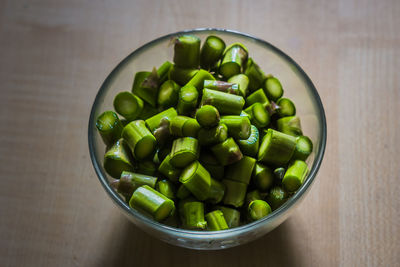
[88,28,327,250]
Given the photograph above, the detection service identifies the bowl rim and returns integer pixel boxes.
[88,28,327,237]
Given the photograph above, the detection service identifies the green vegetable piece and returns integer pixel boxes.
[200,35,226,69]
[169,116,201,137]
[274,167,286,180]
[237,125,259,157]
[199,153,225,180]
[248,200,271,221]
[137,160,157,176]
[158,154,182,183]
[173,35,201,68]
[215,206,240,228]
[222,179,247,208]
[258,129,296,166]
[220,115,251,139]
[168,65,198,85]
[205,210,229,230]
[145,107,178,133]
[246,190,263,207]
[244,103,270,129]
[96,111,123,147]
[253,163,274,192]
[245,88,270,108]
[113,91,144,121]
[201,89,245,115]
[282,160,309,192]
[277,98,296,117]
[183,201,207,230]
[122,120,157,160]
[244,58,265,92]
[131,70,158,107]
[211,137,243,166]
[157,80,181,108]
[157,61,173,84]
[179,161,211,201]
[203,80,240,95]
[197,123,228,146]
[112,171,158,198]
[225,156,256,184]
[169,137,199,168]
[267,186,288,210]
[276,116,303,136]
[177,85,199,115]
[129,185,175,222]
[228,74,249,97]
[206,178,225,204]
[186,69,215,93]
[292,135,313,161]
[139,103,158,120]
[219,43,248,79]
[103,139,134,178]
[195,105,220,128]
[156,179,176,199]
[263,77,283,101]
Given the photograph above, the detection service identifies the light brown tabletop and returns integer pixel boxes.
[1,0,399,266]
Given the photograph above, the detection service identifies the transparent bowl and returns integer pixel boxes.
[88,28,327,250]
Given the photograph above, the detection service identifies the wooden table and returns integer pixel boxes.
[1,0,399,266]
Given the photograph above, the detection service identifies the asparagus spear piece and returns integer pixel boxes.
[206,178,225,204]
[197,123,228,146]
[137,160,157,176]
[244,103,271,129]
[158,154,182,182]
[179,161,211,201]
[169,137,199,168]
[173,35,201,68]
[276,116,303,136]
[222,179,247,208]
[246,190,263,207]
[253,163,274,192]
[245,88,270,108]
[220,115,251,139]
[195,105,220,128]
[168,65,198,85]
[258,129,296,166]
[219,43,248,79]
[276,98,296,117]
[263,76,283,101]
[183,201,207,230]
[96,111,124,147]
[274,167,286,181]
[203,80,240,95]
[282,160,309,192]
[225,156,256,184]
[200,35,226,69]
[248,200,271,221]
[205,210,229,230]
[237,125,259,157]
[177,85,198,115]
[169,116,201,138]
[129,185,175,222]
[131,70,158,107]
[157,80,181,108]
[122,120,156,160]
[103,139,134,178]
[211,137,243,166]
[138,103,158,120]
[199,153,225,180]
[112,171,158,197]
[244,58,265,92]
[267,186,288,210]
[145,107,178,133]
[228,74,249,97]
[113,91,144,121]
[201,89,245,115]
[176,184,191,200]
[215,206,240,228]
[157,61,173,84]
[186,69,215,93]
[156,179,176,199]
[292,135,313,161]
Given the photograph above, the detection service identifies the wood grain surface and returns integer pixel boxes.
[0,0,399,266]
